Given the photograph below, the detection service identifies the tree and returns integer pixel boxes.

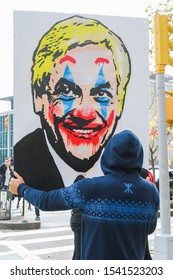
[145,0,173,68]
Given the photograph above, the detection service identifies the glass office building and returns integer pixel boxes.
[0,111,13,164]
[0,95,14,164]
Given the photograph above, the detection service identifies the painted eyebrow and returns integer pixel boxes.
[59,55,76,64]
[95,57,110,65]
[54,78,82,97]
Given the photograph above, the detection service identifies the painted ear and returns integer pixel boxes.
[32,89,44,114]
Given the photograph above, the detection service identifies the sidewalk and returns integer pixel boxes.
[0,199,40,230]
[148,215,173,258]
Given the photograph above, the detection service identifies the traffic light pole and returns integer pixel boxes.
[154,73,173,259]
[157,73,170,235]
[153,14,173,260]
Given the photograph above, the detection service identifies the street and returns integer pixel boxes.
[0,199,172,260]
[0,199,74,260]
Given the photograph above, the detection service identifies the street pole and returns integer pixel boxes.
[21,199,28,223]
[154,73,173,259]
[157,73,171,235]
[5,101,11,158]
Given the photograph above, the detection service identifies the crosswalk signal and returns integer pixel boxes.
[154,14,173,73]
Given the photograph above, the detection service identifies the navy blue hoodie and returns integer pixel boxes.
[18,130,159,260]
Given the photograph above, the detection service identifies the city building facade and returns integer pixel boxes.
[0,111,13,164]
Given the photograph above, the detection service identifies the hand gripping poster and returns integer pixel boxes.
[14,11,149,190]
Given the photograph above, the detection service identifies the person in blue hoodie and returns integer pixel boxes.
[9,130,159,260]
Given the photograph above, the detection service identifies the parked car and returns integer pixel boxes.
[149,166,173,199]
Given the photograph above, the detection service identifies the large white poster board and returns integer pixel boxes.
[14,11,149,189]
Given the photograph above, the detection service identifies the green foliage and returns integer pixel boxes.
[145,0,173,61]
[146,0,173,21]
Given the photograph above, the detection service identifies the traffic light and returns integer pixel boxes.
[154,14,173,73]
[165,93,173,126]
[156,91,173,126]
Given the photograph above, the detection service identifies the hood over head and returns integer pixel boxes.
[101,130,143,175]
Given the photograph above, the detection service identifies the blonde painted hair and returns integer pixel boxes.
[31,15,131,114]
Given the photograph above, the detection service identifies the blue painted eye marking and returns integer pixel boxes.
[61,66,75,114]
[64,99,74,115]
[58,95,75,115]
[101,107,107,120]
[95,66,111,119]
[95,95,110,104]
[58,95,75,101]
[98,96,110,120]
[63,65,75,83]
[95,65,106,88]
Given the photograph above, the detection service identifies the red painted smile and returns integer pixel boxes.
[48,103,115,148]
[58,122,107,147]
[57,110,115,147]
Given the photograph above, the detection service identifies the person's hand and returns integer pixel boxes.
[9,171,25,195]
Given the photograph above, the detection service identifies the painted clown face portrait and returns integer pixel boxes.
[31,16,131,172]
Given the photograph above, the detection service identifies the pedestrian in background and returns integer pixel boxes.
[35,207,40,221]
[16,196,40,221]
[0,157,14,190]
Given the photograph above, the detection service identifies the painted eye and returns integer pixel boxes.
[93,89,113,104]
[49,78,82,105]
[97,90,108,97]
[63,84,70,94]
[56,83,73,96]
[54,79,82,97]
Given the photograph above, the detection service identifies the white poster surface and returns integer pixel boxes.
[14,11,149,188]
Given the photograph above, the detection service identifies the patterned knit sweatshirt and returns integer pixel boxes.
[18,130,159,260]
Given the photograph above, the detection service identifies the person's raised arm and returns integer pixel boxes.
[9,171,73,212]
